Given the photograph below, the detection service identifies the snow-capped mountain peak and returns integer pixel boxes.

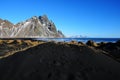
[0,15,65,38]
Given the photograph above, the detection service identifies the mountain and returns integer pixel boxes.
[0,15,65,38]
[68,35,87,38]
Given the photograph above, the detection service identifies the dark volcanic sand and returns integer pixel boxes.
[0,41,120,80]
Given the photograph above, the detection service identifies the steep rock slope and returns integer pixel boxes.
[0,15,65,38]
[0,19,13,37]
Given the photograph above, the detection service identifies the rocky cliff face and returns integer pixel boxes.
[0,15,65,38]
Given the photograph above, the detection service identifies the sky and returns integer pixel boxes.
[0,0,120,38]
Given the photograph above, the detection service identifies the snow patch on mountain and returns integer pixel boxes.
[0,15,65,38]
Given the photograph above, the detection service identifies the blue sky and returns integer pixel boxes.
[0,0,120,38]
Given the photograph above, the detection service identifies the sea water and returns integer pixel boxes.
[35,38,120,43]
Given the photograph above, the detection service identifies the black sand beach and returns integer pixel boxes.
[0,40,120,80]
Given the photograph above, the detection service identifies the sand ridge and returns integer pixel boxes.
[0,40,120,80]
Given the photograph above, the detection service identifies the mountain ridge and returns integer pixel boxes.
[0,15,65,38]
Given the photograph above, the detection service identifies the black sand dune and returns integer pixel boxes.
[0,41,120,80]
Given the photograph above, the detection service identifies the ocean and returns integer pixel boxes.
[1,38,120,43]
[35,38,120,43]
